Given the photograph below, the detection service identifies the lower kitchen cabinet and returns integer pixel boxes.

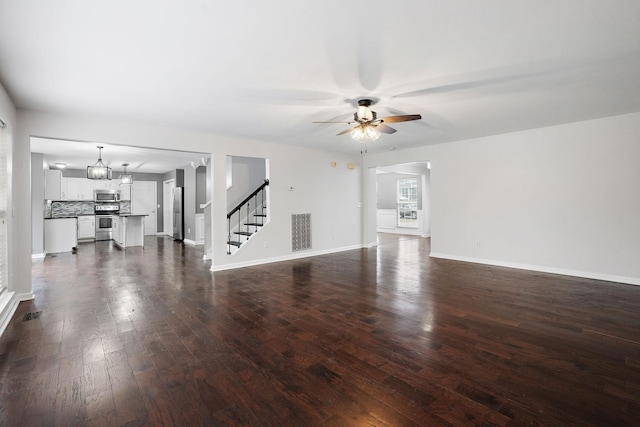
[77,215,96,240]
[44,218,77,254]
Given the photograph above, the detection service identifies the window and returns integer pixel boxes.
[0,122,8,294]
[397,177,418,228]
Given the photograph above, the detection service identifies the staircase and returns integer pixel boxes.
[227,179,269,254]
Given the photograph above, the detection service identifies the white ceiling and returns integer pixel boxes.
[30,137,209,174]
[1,1,640,156]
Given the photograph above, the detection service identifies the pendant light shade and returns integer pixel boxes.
[119,163,133,184]
[87,146,112,180]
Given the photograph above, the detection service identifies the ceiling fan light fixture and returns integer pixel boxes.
[119,163,133,184]
[87,146,112,180]
[365,125,380,140]
[351,127,366,141]
[351,125,380,142]
[356,105,374,121]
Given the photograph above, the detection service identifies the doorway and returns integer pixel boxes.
[163,179,175,236]
[374,162,430,238]
[132,181,158,235]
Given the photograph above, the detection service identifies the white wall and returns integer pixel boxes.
[30,153,44,255]
[1,80,34,335]
[365,112,640,285]
[226,155,266,211]
[16,109,363,278]
[212,145,362,270]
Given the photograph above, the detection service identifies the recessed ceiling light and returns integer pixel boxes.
[388,147,396,151]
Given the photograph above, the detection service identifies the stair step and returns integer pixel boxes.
[244,222,264,227]
[233,231,253,236]
[227,241,242,247]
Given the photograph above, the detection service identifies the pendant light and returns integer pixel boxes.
[119,163,133,184]
[87,146,112,180]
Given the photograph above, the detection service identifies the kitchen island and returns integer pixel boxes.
[113,214,147,249]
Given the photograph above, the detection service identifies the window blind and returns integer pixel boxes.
[0,123,7,294]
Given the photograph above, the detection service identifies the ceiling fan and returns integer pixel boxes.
[313,99,421,141]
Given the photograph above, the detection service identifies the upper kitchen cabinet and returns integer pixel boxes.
[44,169,62,200]
[119,182,132,201]
[64,177,97,200]
[94,180,119,190]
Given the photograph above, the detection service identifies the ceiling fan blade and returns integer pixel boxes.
[312,121,352,124]
[376,124,397,134]
[337,126,358,136]
[379,114,422,123]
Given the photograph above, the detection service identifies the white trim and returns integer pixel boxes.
[429,252,640,286]
[32,253,46,260]
[377,228,426,237]
[17,292,35,301]
[183,238,196,246]
[0,291,17,336]
[211,244,364,272]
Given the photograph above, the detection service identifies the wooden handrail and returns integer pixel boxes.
[227,179,269,218]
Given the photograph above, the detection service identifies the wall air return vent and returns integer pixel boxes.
[291,213,312,252]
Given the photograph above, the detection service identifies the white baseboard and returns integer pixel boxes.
[17,292,35,301]
[377,228,426,236]
[429,252,640,286]
[211,244,364,272]
[0,291,18,337]
[0,291,35,337]
[32,253,45,261]
[184,239,204,246]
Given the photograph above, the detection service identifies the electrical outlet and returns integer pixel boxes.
[475,240,480,247]
[264,241,268,248]
[187,228,191,234]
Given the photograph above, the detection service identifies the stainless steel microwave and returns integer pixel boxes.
[94,189,121,203]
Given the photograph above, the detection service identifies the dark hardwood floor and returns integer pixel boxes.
[1,234,639,426]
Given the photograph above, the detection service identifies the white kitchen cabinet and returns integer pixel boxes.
[65,178,83,200]
[113,215,122,246]
[119,182,132,201]
[44,169,62,200]
[77,215,96,240]
[81,179,95,200]
[60,177,69,200]
[44,218,77,253]
[66,177,96,200]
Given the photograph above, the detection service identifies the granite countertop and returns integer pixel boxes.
[45,214,95,219]
[118,214,147,217]
[45,216,79,220]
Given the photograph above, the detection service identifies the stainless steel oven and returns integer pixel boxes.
[95,204,119,241]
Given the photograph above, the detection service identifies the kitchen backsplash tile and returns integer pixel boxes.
[51,201,95,217]
[47,200,132,217]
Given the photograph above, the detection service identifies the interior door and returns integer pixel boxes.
[132,181,157,235]
[163,180,175,236]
